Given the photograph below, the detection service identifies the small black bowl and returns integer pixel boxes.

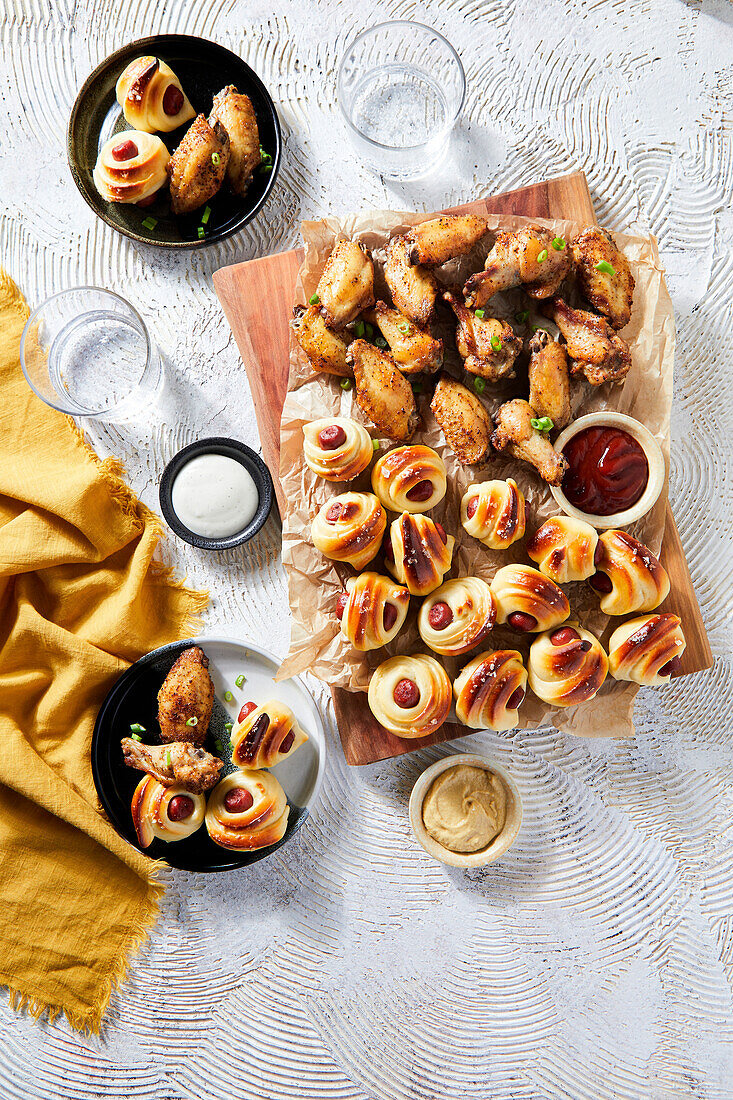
[68,34,281,248]
[159,437,273,549]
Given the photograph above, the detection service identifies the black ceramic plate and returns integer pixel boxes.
[91,637,325,871]
[68,35,281,248]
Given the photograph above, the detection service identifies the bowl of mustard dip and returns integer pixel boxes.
[409,754,523,867]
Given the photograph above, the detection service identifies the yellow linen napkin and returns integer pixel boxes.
[0,270,207,1031]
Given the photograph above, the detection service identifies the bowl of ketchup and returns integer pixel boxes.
[550,412,666,529]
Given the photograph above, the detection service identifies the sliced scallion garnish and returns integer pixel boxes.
[340,378,352,390]
[141,217,157,231]
[474,309,485,319]
[201,206,212,225]
[186,716,198,727]
[211,152,221,166]
[224,691,234,702]
[595,260,616,275]
[130,732,143,742]
[552,237,566,251]
[530,416,554,433]
[490,335,502,351]
[309,293,320,305]
[537,248,548,263]
[235,674,246,688]
[473,377,486,394]
[129,723,146,733]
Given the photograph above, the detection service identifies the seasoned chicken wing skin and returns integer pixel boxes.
[384,236,438,327]
[365,302,443,375]
[209,85,261,197]
[527,329,571,428]
[291,305,353,377]
[443,291,522,381]
[543,298,632,386]
[405,214,488,266]
[316,240,375,328]
[491,399,568,486]
[157,646,215,745]
[168,115,230,215]
[121,738,222,794]
[464,225,571,308]
[431,372,493,466]
[347,339,419,441]
[572,227,634,330]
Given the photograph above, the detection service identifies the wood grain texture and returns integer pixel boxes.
[214,170,711,766]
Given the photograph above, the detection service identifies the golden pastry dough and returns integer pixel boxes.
[385,512,455,596]
[592,530,670,615]
[490,564,570,633]
[460,478,525,550]
[311,492,386,570]
[527,514,599,584]
[454,650,527,731]
[418,577,496,657]
[339,572,410,651]
[93,131,169,204]
[528,625,608,707]
[206,769,289,851]
[371,445,446,513]
[116,56,195,132]
[608,613,686,686]
[130,776,205,848]
[231,700,308,769]
[367,654,451,738]
[303,418,373,482]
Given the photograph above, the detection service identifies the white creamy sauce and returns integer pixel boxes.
[171,453,259,539]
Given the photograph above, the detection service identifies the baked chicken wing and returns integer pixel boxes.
[431,372,493,466]
[543,298,632,386]
[491,399,568,486]
[209,85,261,197]
[384,236,438,326]
[157,646,215,745]
[291,305,353,377]
[316,240,375,328]
[572,227,634,330]
[443,291,522,381]
[464,225,571,309]
[347,339,419,441]
[527,329,571,428]
[365,302,443,375]
[121,738,222,794]
[405,214,488,266]
[168,115,230,215]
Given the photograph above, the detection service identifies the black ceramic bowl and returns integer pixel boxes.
[68,34,281,248]
[159,437,273,549]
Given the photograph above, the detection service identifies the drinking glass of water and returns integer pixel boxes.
[337,21,466,180]
[20,287,162,421]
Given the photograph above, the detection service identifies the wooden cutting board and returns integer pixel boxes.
[213,170,713,765]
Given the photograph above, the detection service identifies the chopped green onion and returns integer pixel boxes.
[201,206,212,225]
[537,248,548,263]
[141,217,157,231]
[530,416,554,433]
[474,309,485,319]
[129,723,146,733]
[514,310,529,324]
[309,293,320,305]
[197,226,205,240]
[211,152,221,166]
[552,237,566,251]
[131,732,142,742]
[595,260,616,275]
[224,691,234,702]
[235,674,246,688]
[261,165,272,173]
[374,335,388,349]
[372,439,379,451]
[532,324,546,333]
[490,335,502,352]
[224,722,233,733]
[354,320,365,338]
[473,377,486,394]
[364,322,374,339]
[340,378,352,390]
[398,323,410,334]
[186,716,199,727]
[411,380,422,394]
[166,750,171,766]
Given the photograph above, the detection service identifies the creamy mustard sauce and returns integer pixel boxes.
[422,764,507,853]
[171,453,259,538]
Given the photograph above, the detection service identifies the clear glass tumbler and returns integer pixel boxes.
[337,21,466,181]
[20,287,162,421]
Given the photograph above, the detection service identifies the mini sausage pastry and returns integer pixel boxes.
[454,650,527,731]
[608,613,686,686]
[337,571,410,651]
[371,445,447,513]
[311,492,386,570]
[460,479,525,550]
[93,132,169,204]
[527,515,599,584]
[231,700,308,769]
[490,564,570,633]
[385,512,455,597]
[303,418,373,482]
[316,240,375,328]
[131,776,205,848]
[590,530,670,615]
[418,577,496,657]
[367,654,452,738]
[528,625,609,707]
[206,769,289,851]
[116,56,195,132]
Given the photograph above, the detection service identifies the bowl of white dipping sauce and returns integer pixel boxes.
[159,438,274,549]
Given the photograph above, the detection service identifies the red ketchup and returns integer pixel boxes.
[562,427,648,516]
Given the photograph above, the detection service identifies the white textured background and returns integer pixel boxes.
[2,0,733,1097]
